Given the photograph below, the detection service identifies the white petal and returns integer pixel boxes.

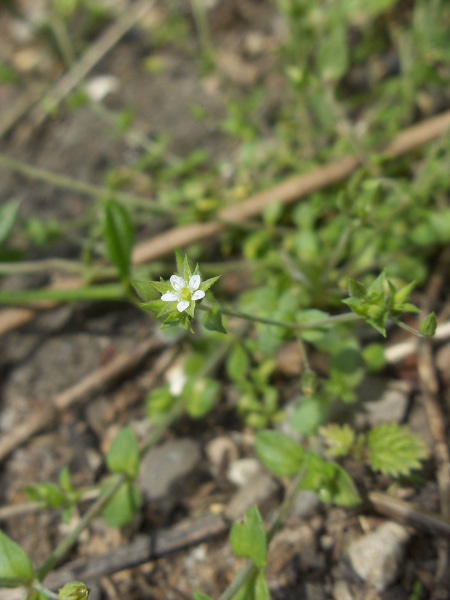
[177,300,190,312]
[161,292,178,302]
[189,274,201,292]
[170,275,186,292]
[192,290,205,301]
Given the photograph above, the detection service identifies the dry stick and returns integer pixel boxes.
[0,337,166,463]
[28,0,156,129]
[368,492,450,538]
[1,109,450,340]
[0,1,155,141]
[417,252,450,592]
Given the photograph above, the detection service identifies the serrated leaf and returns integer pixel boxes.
[106,426,140,479]
[420,312,437,338]
[102,200,134,279]
[319,424,355,458]
[230,506,267,568]
[367,423,428,477]
[0,201,20,246]
[0,530,34,587]
[255,430,304,477]
[102,479,142,528]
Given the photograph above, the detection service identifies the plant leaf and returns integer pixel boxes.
[367,423,429,477]
[0,530,34,588]
[230,506,267,568]
[102,200,134,280]
[106,426,140,479]
[255,430,304,477]
[0,201,19,246]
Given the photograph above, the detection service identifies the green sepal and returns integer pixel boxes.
[58,581,90,600]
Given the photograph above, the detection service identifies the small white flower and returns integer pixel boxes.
[161,274,205,312]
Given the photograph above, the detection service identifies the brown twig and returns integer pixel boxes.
[417,249,450,592]
[1,110,450,339]
[43,513,228,590]
[0,337,167,463]
[369,491,450,538]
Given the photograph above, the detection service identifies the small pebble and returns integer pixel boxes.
[347,521,410,591]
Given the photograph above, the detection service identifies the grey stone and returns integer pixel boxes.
[139,438,202,510]
[347,521,410,591]
[355,378,410,428]
[225,472,279,521]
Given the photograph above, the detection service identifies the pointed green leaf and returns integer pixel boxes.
[393,280,416,305]
[330,463,361,507]
[254,569,270,600]
[348,279,367,299]
[0,530,34,587]
[102,200,134,279]
[227,344,249,381]
[255,430,304,477]
[0,201,20,246]
[230,506,267,568]
[132,280,160,301]
[175,248,185,275]
[102,479,142,528]
[203,305,227,333]
[106,426,140,479]
[200,276,221,292]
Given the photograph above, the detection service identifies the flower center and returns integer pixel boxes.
[180,287,191,301]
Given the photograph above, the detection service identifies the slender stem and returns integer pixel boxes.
[38,401,184,582]
[0,259,115,278]
[33,582,60,599]
[217,469,306,600]
[190,0,215,69]
[200,303,360,331]
[37,472,127,580]
[391,317,426,339]
[0,284,126,304]
[0,153,180,217]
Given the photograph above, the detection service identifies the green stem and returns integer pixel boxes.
[0,284,126,304]
[37,472,127,580]
[391,317,426,339]
[0,153,179,217]
[217,469,306,600]
[33,581,60,599]
[38,401,184,582]
[190,0,215,69]
[200,303,360,331]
